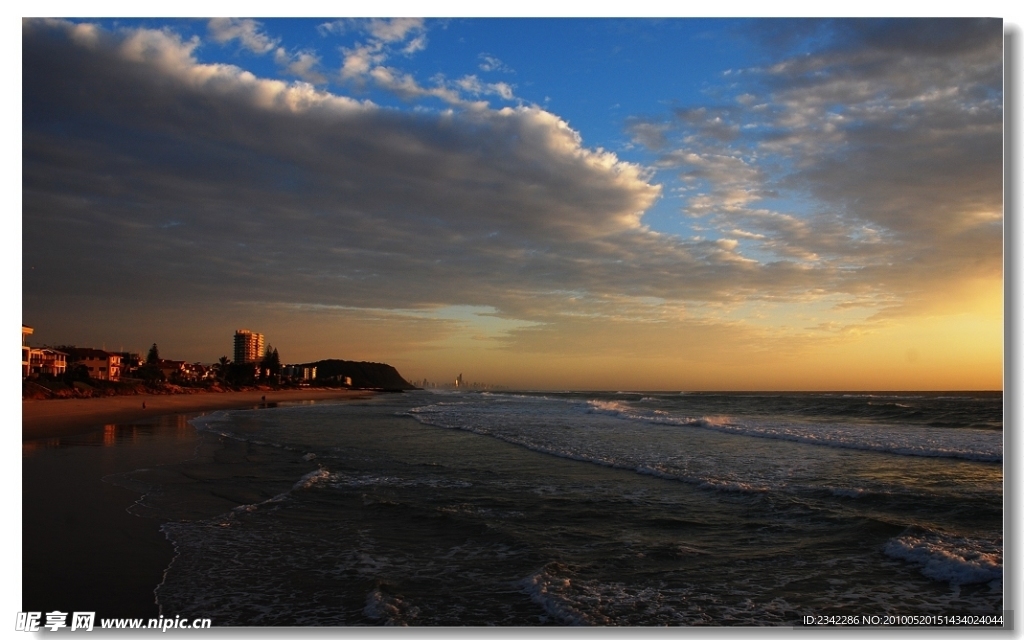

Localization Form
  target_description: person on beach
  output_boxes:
[142,401,146,409]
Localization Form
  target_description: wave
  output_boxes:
[406,406,781,497]
[884,528,1002,588]
[520,562,693,625]
[584,400,1001,462]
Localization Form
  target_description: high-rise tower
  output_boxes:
[234,329,265,364]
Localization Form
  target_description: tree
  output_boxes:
[260,346,281,380]
[215,356,231,380]
[146,343,160,365]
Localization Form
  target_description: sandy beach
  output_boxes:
[22,388,375,440]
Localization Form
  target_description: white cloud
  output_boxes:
[455,75,515,100]
[207,18,278,55]
[334,19,516,106]
[628,19,1002,319]
[275,48,327,84]
[478,53,513,73]
[365,18,425,43]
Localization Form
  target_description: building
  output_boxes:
[68,348,122,381]
[29,348,68,377]
[234,329,265,364]
[190,362,214,381]
[283,364,317,382]
[156,359,188,382]
[22,325,33,378]
[114,352,143,377]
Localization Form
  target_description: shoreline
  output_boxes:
[22,388,376,440]
[22,389,375,619]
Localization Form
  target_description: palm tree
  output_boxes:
[215,356,231,380]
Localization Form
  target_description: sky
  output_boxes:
[21,17,1005,391]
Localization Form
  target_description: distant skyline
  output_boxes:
[22,17,1004,390]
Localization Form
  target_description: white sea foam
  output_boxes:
[327,470,472,490]
[583,399,1001,462]
[408,403,784,498]
[520,568,597,625]
[405,392,1003,524]
[520,563,707,625]
[884,530,1002,587]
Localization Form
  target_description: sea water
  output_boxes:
[113,390,1003,626]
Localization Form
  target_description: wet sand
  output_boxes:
[23,388,374,440]
[22,390,376,620]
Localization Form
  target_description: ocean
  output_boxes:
[108,390,1003,626]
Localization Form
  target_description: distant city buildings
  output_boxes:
[234,329,264,364]
[282,364,317,382]
[418,374,503,390]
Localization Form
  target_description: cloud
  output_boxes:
[21,19,1001,372]
[332,19,514,107]
[26,19,866,336]
[23,20,685,328]
[274,48,327,84]
[629,18,1002,320]
[455,75,514,100]
[625,119,669,150]
[208,18,278,55]
[365,18,425,44]
[478,53,513,73]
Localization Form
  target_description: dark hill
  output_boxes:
[302,359,417,391]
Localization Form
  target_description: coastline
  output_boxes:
[22,388,376,440]
[22,389,375,619]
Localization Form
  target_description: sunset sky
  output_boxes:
[21,17,1004,390]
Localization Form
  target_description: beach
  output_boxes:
[22,389,375,620]
[22,388,374,440]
